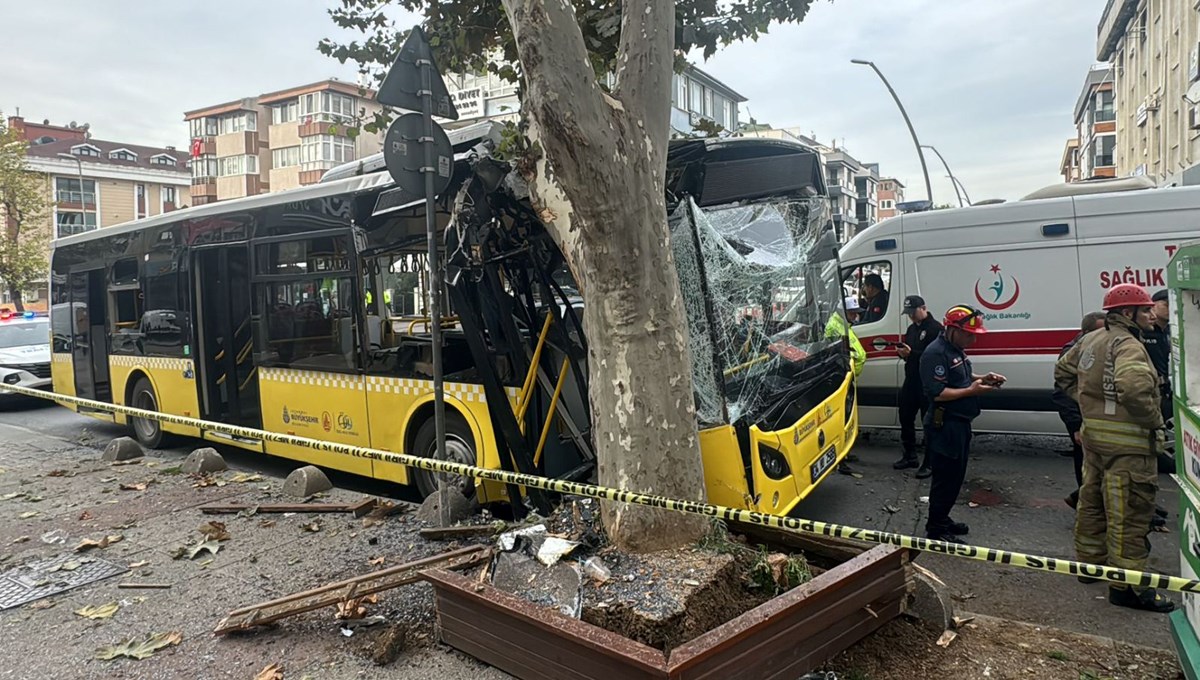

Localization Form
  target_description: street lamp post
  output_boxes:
[851,59,934,205]
[920,144,969,207]
[948,174,973,207]
[56,153,92,235]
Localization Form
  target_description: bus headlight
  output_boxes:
[845,381,856,423]
[759,445,791,480]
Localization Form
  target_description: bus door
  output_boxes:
[193,245,261,429]
[69,268,111,402]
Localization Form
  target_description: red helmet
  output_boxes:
[943,305,987,334]
[1102,283,1152,311]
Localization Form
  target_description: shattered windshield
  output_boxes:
[671,197,843,426]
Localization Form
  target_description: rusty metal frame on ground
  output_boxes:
[213,545,491,635]
[6,383,1198,595]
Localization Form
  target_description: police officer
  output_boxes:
[1142,290,1174,475]
[894,295,942,475]
[919,305,1005,543]
[1054,283,1174,613]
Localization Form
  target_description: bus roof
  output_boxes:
[52,171,395,250]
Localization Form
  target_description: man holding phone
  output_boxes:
[894,295,943,476]
[920,305,1006,544]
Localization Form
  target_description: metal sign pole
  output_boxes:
[418,57,448,522]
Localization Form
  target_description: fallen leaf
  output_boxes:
[255,663,284,680]
[12,535,30,544]
[29,600,56,610]
[188,539,221,560]
[75,535,123,552]
[335,594,378,620]
[119,482,148,492]
[99,477,117,483]
[849,472,864,479]
[968,501,980,508]
[0,491,26,500]
[952,615,976,629]
[259,519,276,528]
[228,472,263,483]
[936,630,958,648]
[47,469,74,478]
[953,592,977,602]
[368,556,386,566]
[1152,525,1171,533]
[301,521,322,533]
[78,510,94,521]
[129,561,150,569]
[19,511,38,519]
[883,505,900,514]
[75,602,120,620]
[25,495,44,502]
[95,631,182,661]
[236,506,259,518]
[198,521,230,542]
[50,560,82,572]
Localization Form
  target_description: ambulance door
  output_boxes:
[841,250,903,428]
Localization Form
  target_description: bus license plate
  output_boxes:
[810,446,837,483]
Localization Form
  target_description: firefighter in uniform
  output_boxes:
[1054,283,1175,613]
[919,305,1005,543]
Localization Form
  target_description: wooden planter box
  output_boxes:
[425,542,908,680]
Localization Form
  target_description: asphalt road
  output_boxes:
[0,397,1182,650]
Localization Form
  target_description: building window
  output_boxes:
[109,149,138,162]
[191,158,217,180]
[272,146,301,169]
[71,144,100,157]
[1095,135,1116,168]
[218,154,260,177]
[151,154,177,167]
[690,82,704,114]
[272,101,299,125]
[55,177,96,206]
[162,186,178,212]
[135,184,148,219]
[189,118,219,138]
[704,89,714,117]
[1095,90,1115,123]
[56,211,97,238]
[722,99,733,130]
[217,112,257,135]
[674,74,686,109]
[299,91,356,124]
[300,135,355,171]
[880,199,894,210]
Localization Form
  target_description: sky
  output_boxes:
[1,0,1101,203]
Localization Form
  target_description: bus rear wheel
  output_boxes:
[128,377,173,449]
[411,413,477,500]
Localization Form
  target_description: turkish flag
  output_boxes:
[190,138,202,158]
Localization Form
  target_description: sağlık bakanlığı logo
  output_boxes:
[974,264,1021,311]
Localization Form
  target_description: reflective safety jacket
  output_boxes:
[1054,313,1163,456]
[825,314,866,377]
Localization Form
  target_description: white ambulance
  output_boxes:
[840,177,1200,435]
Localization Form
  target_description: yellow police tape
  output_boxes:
[6,383,1198,595]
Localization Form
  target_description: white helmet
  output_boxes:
[844,297,864,313]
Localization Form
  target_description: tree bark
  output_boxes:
[8,287,23,313]
[502,0,709,551]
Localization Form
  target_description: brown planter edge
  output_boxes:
[425,542,908,680]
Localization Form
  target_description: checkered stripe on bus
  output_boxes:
[108,355,194,372]
[364,376,521,403]
[52,354,72,364]
[260,367,364,391]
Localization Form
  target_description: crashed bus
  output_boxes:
[48,123,856,516]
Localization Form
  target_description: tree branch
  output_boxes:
[613,0,674,159]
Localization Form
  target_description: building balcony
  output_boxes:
[828,184,859,199]
[191,180,217,198]
[298,169,326,185]
[55,191,96,210]
[193,138,216,156]
[1097,0,1138,60]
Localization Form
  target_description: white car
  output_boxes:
[0,315,51,398]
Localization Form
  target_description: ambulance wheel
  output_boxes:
[411,413,477,499]
[128,377,174,449]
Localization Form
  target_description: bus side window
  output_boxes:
[109,258,144,351]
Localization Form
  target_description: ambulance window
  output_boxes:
[841,262,892,325]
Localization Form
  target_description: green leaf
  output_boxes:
[75,602,120,620]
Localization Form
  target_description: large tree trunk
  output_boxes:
[502,0,709,551]
[8,286,22,313]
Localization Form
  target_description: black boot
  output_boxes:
[926,530,966,545]
[946,519,969,536]
[893,452,919,470]
[1155,505,1168,519]
[915,463,932,479]
[1108,587,1176,613]
[1064,490,1079,510]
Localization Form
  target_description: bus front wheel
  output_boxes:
[128,377,173,449]
[411,413,477,500]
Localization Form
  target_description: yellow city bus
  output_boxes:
[48,126,856,516]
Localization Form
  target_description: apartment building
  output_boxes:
[184,80,383,204]
[12,116,190,239]
[1097,0,1200,181]
[877,178,905,220]
[1062,65,1116,181]
[856,163,880,228]
[442,64,746,137]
